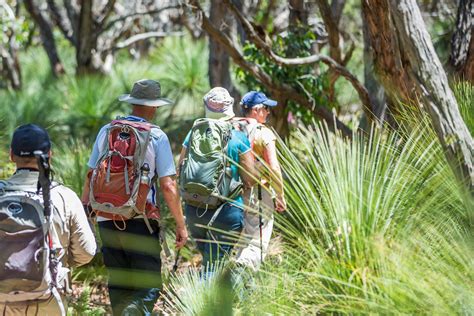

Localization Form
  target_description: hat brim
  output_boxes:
[262,99,278,107]
[118,94,173,107]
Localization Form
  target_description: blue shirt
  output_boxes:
[183,128,251,207]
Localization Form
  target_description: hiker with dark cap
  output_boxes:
[234,91,286,271]
[0,124,96,315]
[178,87,256,277]
[82,79,188,315]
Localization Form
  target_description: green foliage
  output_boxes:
[164,93,473,313]
[162,263,234,315]
[236,30,330,123]
[453,81,474,135]
[68,285,106,316]
[0,2,31,46]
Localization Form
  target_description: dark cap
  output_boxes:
[11,124,51,157]
[240,91,277,108]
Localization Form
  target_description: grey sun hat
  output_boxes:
[118,79,173,107]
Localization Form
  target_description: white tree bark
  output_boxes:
[389,0,474,191]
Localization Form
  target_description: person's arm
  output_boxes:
[154,131,188,249]
[177,146,187,177]
[239,151,256,188]
[81,126,104,205]
[81,168,93,205]
[160,175,188,249]
[263,140,286,212]
[61,188,97,267]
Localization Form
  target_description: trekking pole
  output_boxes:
[172,249,181,274]
[34,150,51,218]
[258,183,263,265]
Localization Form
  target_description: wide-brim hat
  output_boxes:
[118,79,173,107]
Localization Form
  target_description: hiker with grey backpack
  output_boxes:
[81,79,187,316]
[178,87,256,278]
[0,124,96,315]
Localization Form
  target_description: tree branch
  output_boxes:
[188,0,353,137]
[112,31,184,52]
[46,0,76,45]
[222,0,374,121]
[316,0,342,63]
[96,0,116,25]
[100,5,182,34]
[63,0,79,40]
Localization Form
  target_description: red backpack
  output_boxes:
[88,120,159,226]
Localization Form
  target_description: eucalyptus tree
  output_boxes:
[24,0,184,75]
[449,0,473,83]
[362,0,474,192]
[187,0,367,137]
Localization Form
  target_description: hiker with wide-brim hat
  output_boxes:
[178,87,256,277]
[82,79,188,315]
[234,91,287,271]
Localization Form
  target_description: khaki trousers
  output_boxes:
[0,295,66,316]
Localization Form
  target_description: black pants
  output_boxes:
[98,219,161,316]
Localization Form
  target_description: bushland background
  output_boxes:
[1,0,473,314]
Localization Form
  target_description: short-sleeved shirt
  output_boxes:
[87,115,176,215]
[252,126,277,158]
[182,127,251,207]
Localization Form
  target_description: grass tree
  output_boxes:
[162,94,473,313]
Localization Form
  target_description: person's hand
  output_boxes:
[275,195,286,213]
[175,225,188,249]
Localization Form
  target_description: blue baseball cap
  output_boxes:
[11,124,51,157]
[240,91,277,108]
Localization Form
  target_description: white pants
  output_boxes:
[234,186,274,271]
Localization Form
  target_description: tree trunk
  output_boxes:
[76,0,99,75]
[362,0,416,117]
[0,45,22,90]
[361,9,387,128]
[389,0,474,191]
[289,0,308,34]
[208,0,241,114]
[24,0,64,77]
[449,0,473,83]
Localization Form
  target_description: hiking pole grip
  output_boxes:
[34,150,52,218]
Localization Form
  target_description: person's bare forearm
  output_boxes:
[81,168,93,203]
[160,177,185,228]
[265,141,284,197]
[269,162,284,197]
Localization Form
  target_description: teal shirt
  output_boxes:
[183,129,251,207]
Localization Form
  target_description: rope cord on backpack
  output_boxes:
[113,216,127,231]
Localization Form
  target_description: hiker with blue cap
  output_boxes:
[81,79,188,315]
[0,124,96,315]
[234,91,287,271]
[178,87,256,277]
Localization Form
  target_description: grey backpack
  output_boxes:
[0,183,59,305]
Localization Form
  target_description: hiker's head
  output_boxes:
[118,79,173,120]
[10,124,51,168]
[240,91,277,123]
[203,87,235,120]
